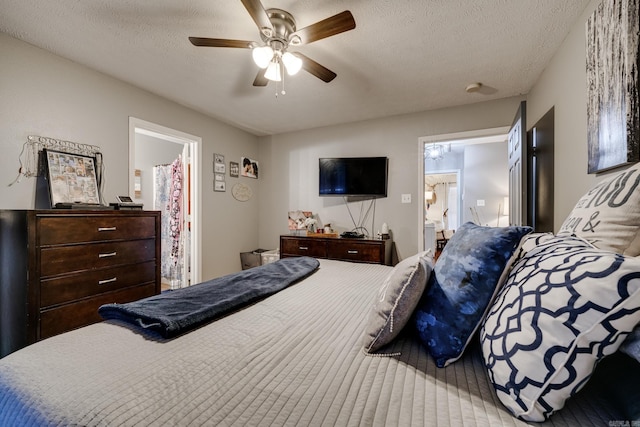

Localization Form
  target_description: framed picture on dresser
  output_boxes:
[44,149,100,207]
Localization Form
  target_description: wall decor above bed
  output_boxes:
[585,0,640,173]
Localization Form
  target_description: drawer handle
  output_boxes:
[347,250,359,254]
[98,277,117,285]
[298,246,309,250]
[99,252,117,258]
[98,227,117,232]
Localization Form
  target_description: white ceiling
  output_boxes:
[0,0,590,136]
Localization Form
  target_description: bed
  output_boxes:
[0,255,630,426]
[2,163,640,426]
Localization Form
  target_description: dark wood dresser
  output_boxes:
[0,210,161,357]
[280,235,391,265]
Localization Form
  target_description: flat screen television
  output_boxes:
[319,157,388,197]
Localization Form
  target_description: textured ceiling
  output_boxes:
[0,0,590,136]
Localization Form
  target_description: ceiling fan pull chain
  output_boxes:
[281,63,286,95]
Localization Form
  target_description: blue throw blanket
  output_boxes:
[99,256,320,338]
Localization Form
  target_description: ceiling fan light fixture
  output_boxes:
[282,52,302,75]
[252,45,274,69]
[264,61,282,81]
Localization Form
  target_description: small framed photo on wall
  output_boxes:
[229,161,239,178]
[241,157,258,179]
[214,181,226,192]
[214,153,226,173]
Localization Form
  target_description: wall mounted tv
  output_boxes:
[319,157,388,197]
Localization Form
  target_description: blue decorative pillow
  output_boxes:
[481,236,640,422]
[413,222,532,367]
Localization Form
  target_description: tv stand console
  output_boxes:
[280,235,391,265]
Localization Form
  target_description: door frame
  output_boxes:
[418,127,509,251]
[128,117,202,285]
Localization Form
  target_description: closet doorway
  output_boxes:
[129,117,202,290]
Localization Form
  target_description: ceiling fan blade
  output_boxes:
[290,11,355,45]
[189,37,254,49]
[253,69,269,87]
[240,0,273,34]
[295,53,337,83]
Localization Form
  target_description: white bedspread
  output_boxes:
[0,259,620,426]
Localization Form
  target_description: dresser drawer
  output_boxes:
[327,240,384,263]
[40,239,156,277]
[40,260,157,308]
[38,216,156,245]
[280,237,327,258]
[39,283,156,340]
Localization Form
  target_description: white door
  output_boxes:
[508,102,527,226]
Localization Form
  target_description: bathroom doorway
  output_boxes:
[129,117,202,289]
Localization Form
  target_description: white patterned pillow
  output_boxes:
[557,162,640,255]
[481,236,640,422]
[511,232,554,262]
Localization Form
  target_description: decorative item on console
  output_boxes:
[380,222,390,239]
[288,210,313,232]
[304,216,318,233]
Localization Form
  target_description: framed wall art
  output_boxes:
[241,157,258,179]
[214,153,226,174]
[44,149,100,206]
[585,0,640,173]
[229,161,239,178]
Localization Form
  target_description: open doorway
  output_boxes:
[424,172,460,256]
[129,117,202,289]
[418,127,510,253]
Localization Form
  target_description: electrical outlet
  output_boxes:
[401,194,412,203]
[477,199,485,206]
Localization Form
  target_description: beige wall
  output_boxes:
[257,98,524,261]
[1,0,614,270]
[0,33,259,280]
[258,0,612,261]
[526,0,602,228]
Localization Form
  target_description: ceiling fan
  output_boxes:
[189,0,356,89]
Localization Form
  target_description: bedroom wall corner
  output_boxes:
[525,0,600,230]
[257,98,524,260]
[0,32,260,280]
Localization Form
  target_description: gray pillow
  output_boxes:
[362,251,432,354]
